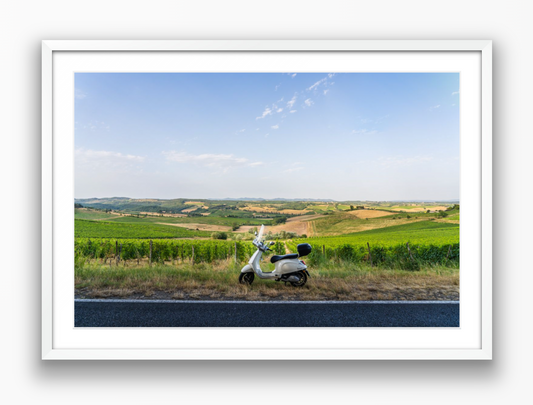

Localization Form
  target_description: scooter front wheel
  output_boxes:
[239,272,255,285]
[290,271,308,287]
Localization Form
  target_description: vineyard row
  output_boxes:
[75,238,459,268]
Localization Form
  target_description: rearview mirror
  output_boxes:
[269,241,275,245]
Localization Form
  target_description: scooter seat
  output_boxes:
[270,253,298,264]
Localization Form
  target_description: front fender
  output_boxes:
[241,264,254,273]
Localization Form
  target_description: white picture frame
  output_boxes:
[42,40,492,360]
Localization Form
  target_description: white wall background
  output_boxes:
[1,0,530,403]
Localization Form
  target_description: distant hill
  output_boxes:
[74,197,458,219]
[215,197,337,202]
[75,197,458,204]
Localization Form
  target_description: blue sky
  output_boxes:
[75,72,460,201]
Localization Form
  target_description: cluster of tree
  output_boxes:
[272,217,288,225]
[276,202,309,210]
[74,203,84,208]
[265,230,299,240]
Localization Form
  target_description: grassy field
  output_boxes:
[307,207,459,237]
[299,220,459,246]
[74,209,120,221]
[76,208,270,227]
[75,219,211,239]
[75,259,459,301]
[74,199,460,300]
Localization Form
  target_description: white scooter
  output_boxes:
[239,225,312,287]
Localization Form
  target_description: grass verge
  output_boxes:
[75,257,459,301]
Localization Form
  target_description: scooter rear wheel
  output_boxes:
[290,271,307,287]
[239,272,255,285]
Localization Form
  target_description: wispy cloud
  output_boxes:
[163,151,263,172]
[282,162,304,173]
[287,95,297,109]
[256,107,273,120]
[257,97,288,120]
[75,148,145,171]
[283,167,304,173]
[271,124,279,130]
[308,77,327,91]
[452,90,460,96]
[254,73,333,123]
[77,148,145,162]
[307,73,335,93]
[429,105,440,111]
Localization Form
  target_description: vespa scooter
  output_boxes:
[239,225,312,287]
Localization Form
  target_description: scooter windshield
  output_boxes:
[257,224,265,242]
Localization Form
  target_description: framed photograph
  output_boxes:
[42,40,492,360]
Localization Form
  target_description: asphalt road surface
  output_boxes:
[75,300,459,327]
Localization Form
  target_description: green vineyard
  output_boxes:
[291,221,459,247]
[75,219,210,239]
[75,238,286,264]
[287,221,460,270]
[74,216,459,271]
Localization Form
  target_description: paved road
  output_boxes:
[75,300,459,327]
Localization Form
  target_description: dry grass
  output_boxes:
[346,210,392,219]
[266,222,308,235]
[239,206,311,215]
[234,214,325,235]
[156,222,231,232]
[139,211,187,217]
[286,214,327,222]
[312,213,428,236]
[239,206,279,213]
[233,225,256,233]
[278,209,312,215]
[434,218,460,224]
[75,258,459,301]
[389,205,449,212]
